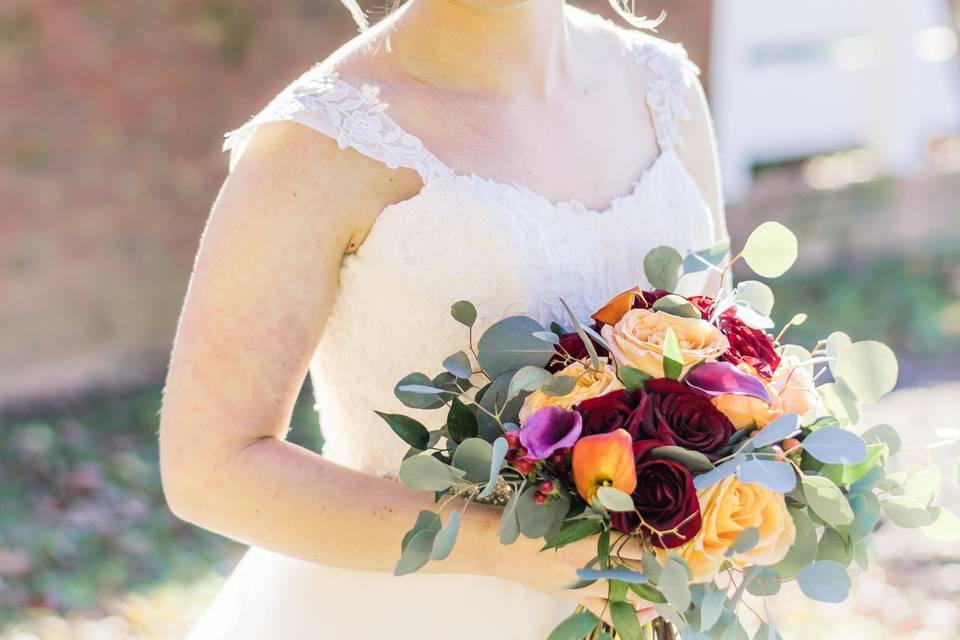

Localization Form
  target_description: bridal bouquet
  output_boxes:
[377,222,957,640]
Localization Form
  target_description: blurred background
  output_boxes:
[1,0,958,638]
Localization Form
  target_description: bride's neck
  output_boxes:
[387,0,572,97]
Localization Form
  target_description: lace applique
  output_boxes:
[223,69,452,181]
[630,38,701,151]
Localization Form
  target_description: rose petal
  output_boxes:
[685,362,772,403]
[519,406,583,460]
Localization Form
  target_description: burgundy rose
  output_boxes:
[575,390,637,436]
[611,440,702,548]
[547,330,609,372]
[627,379,734,460]
[717,309,781,379]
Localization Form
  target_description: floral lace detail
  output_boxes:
[222,68,452,181]
[630,38,701,151]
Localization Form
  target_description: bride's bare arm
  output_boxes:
[158,121,606,600]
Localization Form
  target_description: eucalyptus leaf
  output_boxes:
[533,331,561,345]
[795,561,851,603]
[394,529,436,576]
[394,372,445,410]
[818,381,860,427]
[543,375,578,397]
[834,340,898,403]
[720,619,749,640]
[920,506,960,541]
[401,510,442,552]
[447,397,479,444]
[451,300,477,327]
[815,527,853,567]
[477,316,554,379]
[881,495,935,528]
[451,438,493,482]
[801,426,868,465]
[652,446,715,473]
[376,411,430,450]
[653,294,702,319]
[769,507,817,578]
[726,526,760,556]
[821,443,888,487]
[596,486,636,512]
[560,298,600,371]
[644,245,684,291]
[736,280,775,316]
[546,611,601,640]
[508,366,554,400]
[658,556,692,612]
[610,601,645,640]
[848,490,882,541]
[740,221,798,278]
[699,588,726,632]
[749,413,801,450]
[745,568,782,596]
[575,568,649,584]
[861,423,901,456]
[399,455,467,492]
[662,326,684,380]
[478,437,508,499]
[903,468,940,506]
[618,365,653,392]
[802,475,854,526]
[498,484,524,544]
[694,457,744,491]
[430,511,461,561]
[517,490,570,539]
[683,239,730,274]
[736,458,797,493]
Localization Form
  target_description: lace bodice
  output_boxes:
[222,29,722,475]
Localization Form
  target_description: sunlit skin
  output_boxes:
[158,0,727,624]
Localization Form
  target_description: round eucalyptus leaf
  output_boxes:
[644,245,683,291]
[745,568,782,597]
[399,455,466,492]
[734,302,775,330]
[818,381,860,427]
[543,375,578,397]
[736,458,797,493]
[881,495,935,528]
[736,280,775,316]
[835,340,898,403]
[779,344,813,376]
[815,527,853,567]
[921,506,960,541]
[596,486,635,512]
[442,351,473,379]
[721,619,750,640]
[861,423,901,456]
[847,490,882,541]
[498,486,523,544]
[750,413,801,449]
[658,557,692,613]
[726,526,760,557]
[575,568,649,585]
[795,561,850,603]
[394,372,445,410]
[533,331,561,345]
[699,588,727,632]
[741,221,798,278]
[517,489,570,539]
[477,316,553,379]
[802,475,854,526]
[450,300,477,327]
[801,426,868,464]
[652,294,702,319]
[825,331,852,375]
[451,437,493,482]
[903,468,940,506]
[683,239,730,275]
[769,507,817,578]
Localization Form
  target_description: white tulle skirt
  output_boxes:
[186,546,575,639]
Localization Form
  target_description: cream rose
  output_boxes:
[600,309,728,379]
[772,355,822,418]
[678,475,796,582]
[519,359,624,423]
[712,363,784,430]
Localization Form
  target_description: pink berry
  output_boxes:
[514,458,535,475]
[533,492,549,506]
[539,480,555,495]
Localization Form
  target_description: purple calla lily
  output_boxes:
[685,361,772,403]
[519,406,583,460]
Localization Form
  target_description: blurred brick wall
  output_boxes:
[0,0,711,408]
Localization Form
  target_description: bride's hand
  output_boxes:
[488,530,656,622]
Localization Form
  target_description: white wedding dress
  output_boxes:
[187,17,724,640]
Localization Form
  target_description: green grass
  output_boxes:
[0,382,320,622]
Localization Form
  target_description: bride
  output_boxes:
[159,0,728,637]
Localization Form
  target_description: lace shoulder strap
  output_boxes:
[628,35,701,152]
[222,66,452,181]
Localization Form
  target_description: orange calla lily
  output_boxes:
[591,287,639,326]
[572,429,638,503]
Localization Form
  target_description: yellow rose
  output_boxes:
[600,309,728,379]
[772,355,822,418]
[679,476,796,582]
[712,363,783,430]
[519,359,624,422]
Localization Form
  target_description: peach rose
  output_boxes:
[600,309,728,379]
[712,363,784,430]
[772,355,822,418]
[679,475,796,582]
[519,359,624,423]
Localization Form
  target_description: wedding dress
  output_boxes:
[187,16,724,640]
